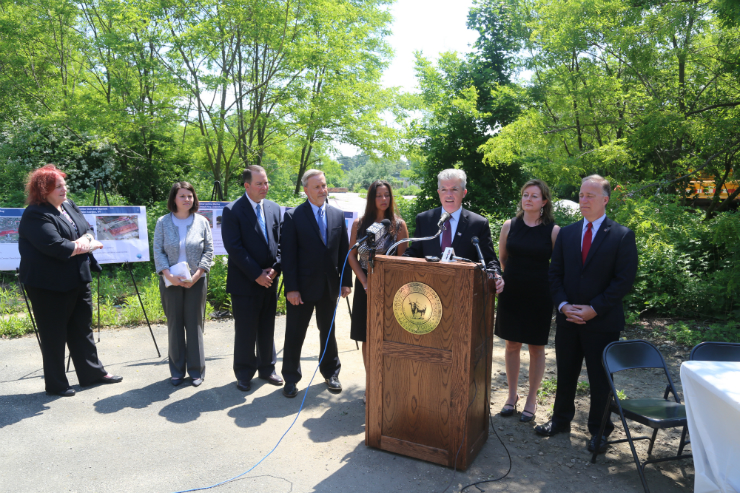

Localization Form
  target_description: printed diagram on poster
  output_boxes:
[0,206,149,271]
[197,202,229,255]
[81,206,149,264]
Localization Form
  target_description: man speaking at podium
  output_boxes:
[404,169,504,294]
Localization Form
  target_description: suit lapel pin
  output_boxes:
[457,232,462,236]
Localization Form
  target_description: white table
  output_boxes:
[681,360,740,493]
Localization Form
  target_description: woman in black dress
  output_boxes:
[348,180,409,402]
[495,179,560,422]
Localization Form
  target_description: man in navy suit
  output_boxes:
[222,165,284,392]
[280,169,352,398]
[404,168,504,290]
[535,175,638,454]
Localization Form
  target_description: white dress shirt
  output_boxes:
[309,200,328,232]
[559,213,607,314]
[245,192,266,224]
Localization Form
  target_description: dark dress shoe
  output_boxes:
[325,376,342,393]
[98,374,123,384]
[46,388,75,397]
[192,378,203,387]
[588,435,609,453]
[534,420,571,437]
[258,372,284,386]
[283,383,298,398]
[236,380,251,392]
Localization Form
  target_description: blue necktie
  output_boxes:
[256,204,268,243]
[318,207,327,244]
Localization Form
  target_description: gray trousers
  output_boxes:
[159,276,207,379]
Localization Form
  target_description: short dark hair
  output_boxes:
[166,181,199,213]
[242,165,267,184]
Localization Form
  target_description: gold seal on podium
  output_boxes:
[392,281,443,335]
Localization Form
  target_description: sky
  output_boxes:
[381,0,479,93]
[335,0,479,156]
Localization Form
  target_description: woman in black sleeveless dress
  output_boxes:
[495,179,560,422]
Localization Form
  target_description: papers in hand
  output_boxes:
[164,261,192,287]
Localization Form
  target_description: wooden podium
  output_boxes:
[365,255,495,470]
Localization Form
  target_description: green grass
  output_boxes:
[537,377,626,404]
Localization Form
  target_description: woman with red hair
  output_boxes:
[18,164,122,397]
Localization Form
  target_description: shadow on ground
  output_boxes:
[0,392,58,428]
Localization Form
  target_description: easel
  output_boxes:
[210,180,224,201]
[64,180,160,372]
[15,268,41,351]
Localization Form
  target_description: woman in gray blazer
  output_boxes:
[153,182,214,386]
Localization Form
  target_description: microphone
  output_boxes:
[471,236,486,269]
[437,211,451,229]
[352,218,391,249]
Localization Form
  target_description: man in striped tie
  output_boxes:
[535,175,638,456]
[280,169,352,397]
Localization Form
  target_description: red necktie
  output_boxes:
[441,219,452,249]
[582,222,592,264]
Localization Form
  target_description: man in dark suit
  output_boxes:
[222,165,284,392]
[535,175,638,454]
[280,169,352,398]
[404,169,504,292]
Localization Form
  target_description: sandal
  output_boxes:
[500,394,520,417]
[520,403,537,422]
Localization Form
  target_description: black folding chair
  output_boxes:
[689,341,740,362]
[592,339,692,493]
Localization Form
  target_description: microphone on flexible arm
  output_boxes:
[351,218,391,250]
[437,211,452,230]
[471,236,487,271]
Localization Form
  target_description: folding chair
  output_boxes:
[689,341,740,362]
[591,339,692,493]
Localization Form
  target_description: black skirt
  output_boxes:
[350,270,368,342]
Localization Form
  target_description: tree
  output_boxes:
[479,0,740,218]
[406,0,527,217]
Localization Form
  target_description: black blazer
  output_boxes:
[221,196,282,296]
[281,200,351,302]
[404,207,502,274]
[18,199,101,292]
[549,217,638,332]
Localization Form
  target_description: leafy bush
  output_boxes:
[395,185,422,196]
[0,314,33,338]
[395,196,417,236]
[0,286,24,315]
[665,321,740,346]
[610,192,740,319]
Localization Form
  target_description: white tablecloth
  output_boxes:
[681,361,740,493]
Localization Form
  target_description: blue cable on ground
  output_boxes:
[172,251,353,493]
